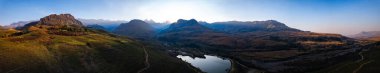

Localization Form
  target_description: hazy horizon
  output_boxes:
[0,0,379,35]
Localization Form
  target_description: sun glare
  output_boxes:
[138,2,200,22]
[136,1,227,23]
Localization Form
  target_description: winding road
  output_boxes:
[137,47,150,73]
[356,51,364,62]
[234,60,264,73]
[353,60,374,73]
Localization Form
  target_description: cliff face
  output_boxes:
[39,14,84,27]
[23,14,84,29]
[21,14,86,36]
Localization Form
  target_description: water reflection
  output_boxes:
[177,55,231,73]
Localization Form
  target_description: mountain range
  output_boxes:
[349,31,380,41]
[1,14,379,73]
[154,19,358,72]
[108,18,362,72]
[77,19,127,32]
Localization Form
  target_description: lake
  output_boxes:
[177,55,231,73]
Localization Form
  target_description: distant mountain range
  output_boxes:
[350,31,380,38]
[77,19,127,25]
[4,20,37,29]
[158,19,241,49]
[349,31,380,41]
[86,24,107,31]
[205,20,300,33]
[143,19,171,31]
[113,19,156,39]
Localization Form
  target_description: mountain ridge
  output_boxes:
[155,19,357,73]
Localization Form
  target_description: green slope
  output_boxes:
[0,25,199,73]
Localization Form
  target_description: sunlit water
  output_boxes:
[177,55,231,73]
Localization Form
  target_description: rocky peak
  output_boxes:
[251,20,289,28]
[160,19,214,34]
[39,14,83,27]
[171,19,201,28]
[19,14,87,36]
[176,19,197,24]
[129,19,148,25]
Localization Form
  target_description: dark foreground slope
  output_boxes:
[0,14,199,73]
[313,41,380,73]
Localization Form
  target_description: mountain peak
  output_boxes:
[188,19,197,23]
[160,19,213,34]
[252,20,289,29]
[20,14,87,36]
[176,19,187,23]
[176,19,196,24]
[172,19,200,27]
[129,19,146,24]
[113,19,155,39]
[39,14,83,27]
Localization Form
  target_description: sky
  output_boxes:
[0,0,379,35]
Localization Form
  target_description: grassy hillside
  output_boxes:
[0,28,198,73]
[0,14,200,73]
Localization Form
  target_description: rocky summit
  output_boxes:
[23,14,83,29]
[39,14,83,27]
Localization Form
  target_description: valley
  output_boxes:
[110,18,372,73]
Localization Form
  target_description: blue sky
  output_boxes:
[0,0,379,35]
